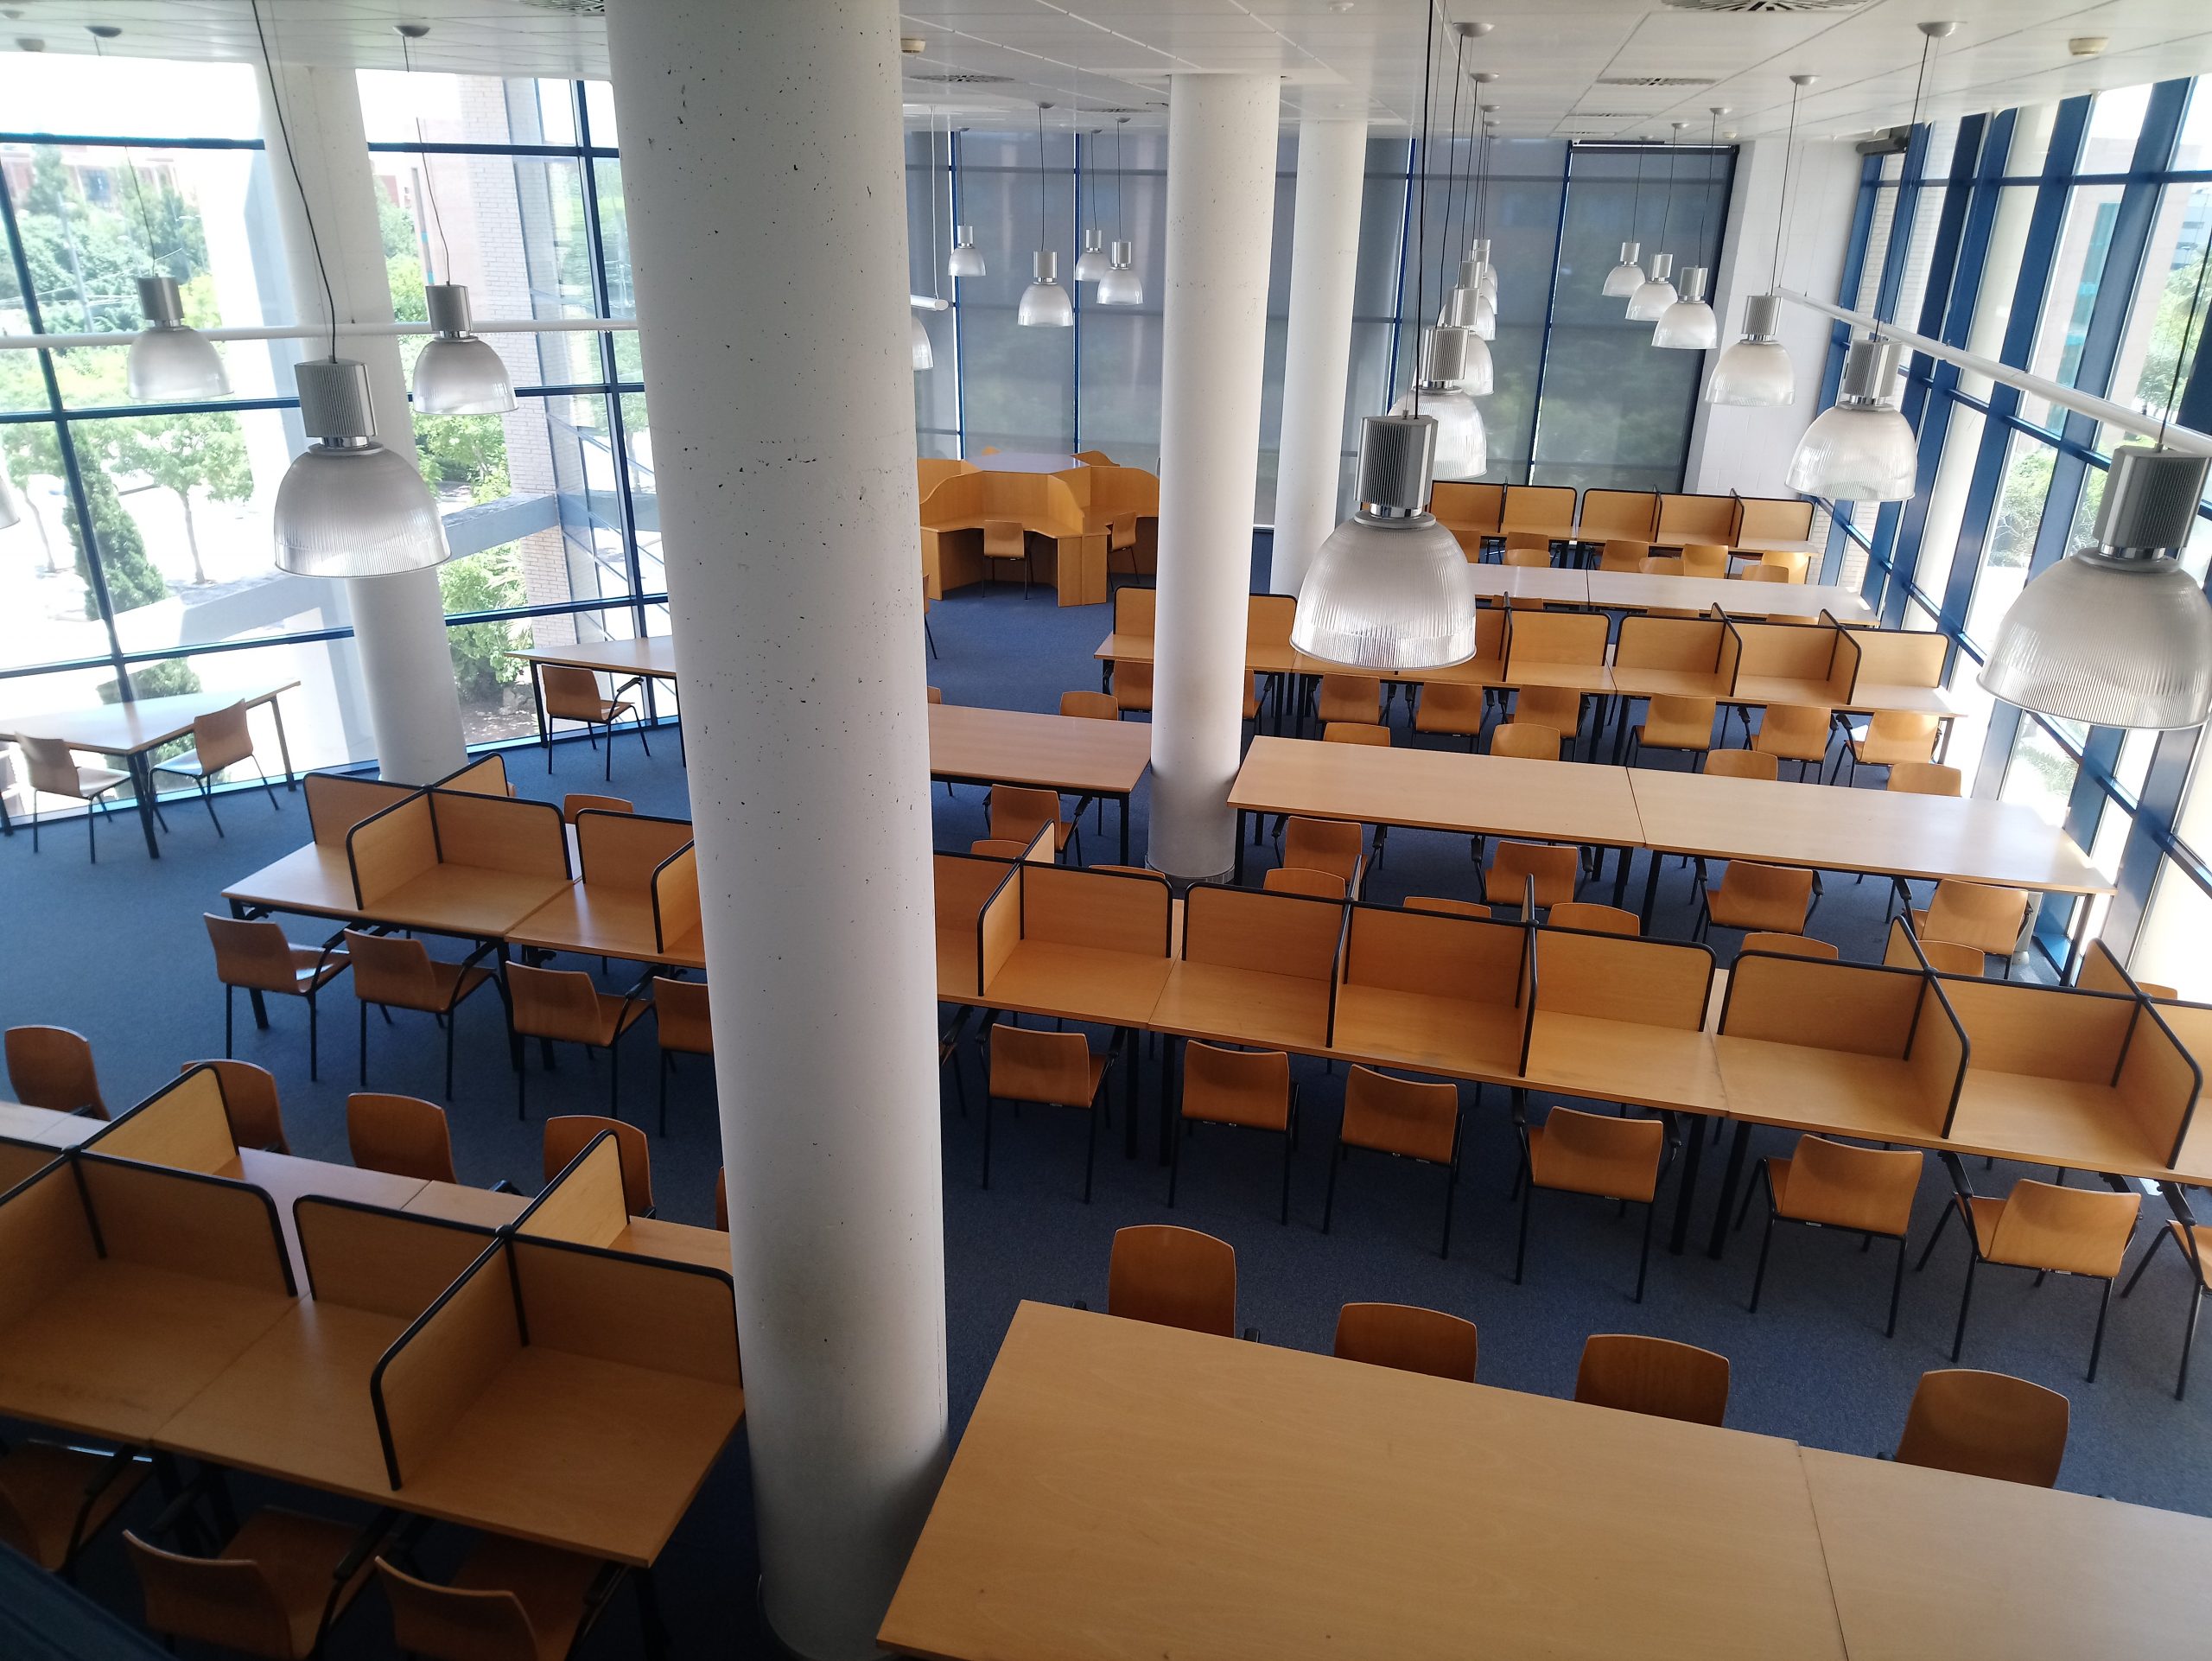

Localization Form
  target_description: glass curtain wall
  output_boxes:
[1808,75,2212,990]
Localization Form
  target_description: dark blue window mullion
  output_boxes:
[949,130,969,459]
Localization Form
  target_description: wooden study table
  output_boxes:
[1587,570,1873,623]
[1465,564,1591,607]
[880,1302,1847,1661]
[509,635,678,762]
[929,703,1153,864]
[0,682,300,858]
[0,1101,104,1150]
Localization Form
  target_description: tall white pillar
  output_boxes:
[603,5,947,1658]
[1271,117,1369,597]
[1149,73,1283,880]
[257,61,465,784]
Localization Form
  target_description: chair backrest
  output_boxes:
[982,518,1026,557]
[1534,1105,1665,1200]
[1264,866,1349,900]
[926,686,944,705]
[1642,555,1685,577]
[1403,895,1488,919]
[348,1091,458,1186]
[1894,1368,2069,1486]
[1502,544,1553,568]
[1781,1135,1922,1225]
[1108,511,1139,550]
[562,792,634,823]
[1643,695,1718,748]
[653,976,713,1055]
[1549,901,1639,936]
[1515,685,1582,732]
[16,735,93,799]
[715,1167,728,1231]
[343,929,440,1010]
[503,961,608,1043]
[1919,938,1985,975]
[124,1531,294,1658]
[1490,722,1563,761]
[1181,1041,1291,1124]
[1985,1179,2139,1278]
[1599,539,1649,573]
[540,664,607,720]
[1887,760,1962,797]
[1703,749,1779,781]
[375,1557,540,1661]
[5,1024,104,1117]
[1487,841,1580,910]
[1107,1224,1236,1337]
[988,1022,1098,1107]
[1921,881,2031,955]
[1740,931,1837,959]
[1281,818,1363,887]
[1058,690,1120,721]
[1717,860,1815,925]
[969,838,1036,858]
[1862,709,1942,760]
[988,785,1064,843]
[1332,1301,1478,1383]
[1738,563,1791,584]
[1113,660,1154,706]
[204,913,308,996]
[1339,1066,1459,1162]
[1574,1333,1730,1426]
[1317,674,1382,725]
[1322,722,1391,748]
[1680,543,1730,579]
[190,703,255,773]
[1758,550,1811,582]
[543,1115,655,1214]
[184,1060,285,1154]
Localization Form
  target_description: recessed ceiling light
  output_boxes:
[1329,2,1355,11]
[1663,0,1867,10]
[2069,35,2107,56]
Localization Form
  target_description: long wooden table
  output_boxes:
[1,682,300,858]
[929,703,1152,864]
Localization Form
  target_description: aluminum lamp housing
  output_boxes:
[1653,265,1718,350]
[1706,294,1795,405]
[126,275,229,401]
[410,283,516,415]
[1290,413,1479,671]
[1097,240,1142,305]
[274,358,449,579]
[1389,336,1487,480]
[948,226,985,278]
[1980,445,2212,729]
[1625,252,1676,322]
[1603,242,1645,298]
[1785,337,1916,501]
[1018,250,1073,328]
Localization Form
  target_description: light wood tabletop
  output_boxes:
[221,843,362,922]
[1,682,301,756]
[508,636,680,680]
[363,864,577,939]
[403,1182,531,1228]
[1465,565,1592,606]
[880,1301,1847,1661]
[235,1149,428,1284]
[928,702,1153,796]
[0,1102,105,1149]
[1588,571,1872,622]
[508,883,666,964]
[1800,1446,2212,1661]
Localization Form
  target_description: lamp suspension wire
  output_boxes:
[1116,118,1127,244]
[1880,28,1941,341]
[1628,139,1644,249]
[929,112,942,300]
[1441,25,1467,282]
[1695,107,1717,262]
[1770,75,1803,292]
[399,29,452,284]
[251,0,339,361]
[90,30,162,277]
[1657,123,1677,264]
[1037,103,1050,250]
[2158,237,2212,449]
[1410,0,1440,417]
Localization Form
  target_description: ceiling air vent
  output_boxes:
[1663,0,1866,10]
[912,72,1015,85]
[1599,76,1716,87]
[513,0,606,11]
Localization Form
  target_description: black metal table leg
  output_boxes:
[1707,1118,1753,1259]
[1669,1112,1707,1255]
[1157,1033,1177,1166]
[269,695,297,790]
[1639,844,1663,929]
[1233,811,1248,883]
[1120,794,1130,866]
[127,750,162,858]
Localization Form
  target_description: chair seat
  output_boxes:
[1527,1119,1661,1203]
[0,1443,146,1570]
[1766,1155,1916,1237]
[158,748,218,780]
[289,947,351,994]
[229,1507,378,1658]
[451,1535,606,1661]
[2169,1221,2212,1289]
[68,764,130,798]
[552,697,634,724]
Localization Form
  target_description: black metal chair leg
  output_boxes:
[1887,1235,1908,1337]
[1634,1200,1655,1303]
[659,1050,671,1137]
[359,1001,369,1087]
[1321,1138,1341,1233]
[1748,1211,1777,1312]
[200,781,224,837]
[1083,1099,1100,1203]
[223,984,233,1058]
[1951,1252,1978,1361]
[1280,1125,1294,1227]
[308,991,319,1082]
[1915,1197,1959,1270]
[444,1005,458,1100]
[2122,1225,2174,1295]
[2179,1286,2203,1401]
[1514,1177,1532,1284]
[1438,1159,1457,1260]
[1166,1107,1184,1207]
[2088,1276,2113,1382]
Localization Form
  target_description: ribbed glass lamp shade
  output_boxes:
[1705,297,1794,405]
[0,455,19,531]
[1073,232,1111,283]
[411,284,516,415]
[1652,268,1716,350]
[1096,241,1141,305]
[1389,385,1485,480]
[1626,251,1678,323]
[1469,294,1497,341]
[274,359,448,578]
[1018,251,1073,328]
[127,278,227,400]
[1786,338,1916,501]
[1477,272,1499,304]
[1453,331,1494,397]
[1980,446,2212,729]
[1603,242,1645,298]
[911,312,934,371]
[1291,414,1479,671]
[948,226,985,278]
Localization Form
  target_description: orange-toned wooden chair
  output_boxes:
[1750,703,1833,781]
[152,702,279,837]
[1516,1104,1671,1301]
[346,1091,458,1185]
[652,976,713,1136]
[501,961,650,1122]
[1694,860,1815,943]
[1835,709,1941,785]
[540,664,646,782]
[1490,722,1565,761]
[2120,1196,2212,1398]
[1502,542,1554,568]
[1887,760,1962,797]
[926,685,944,705]
[1170,1043,1298,1224]
[1893,1368,2069,1486]
[1510,685,1582,750]
[983,1022,1114,1201]
[543,1115,655,1216]
[1704,748,1778,782]
[1909,880,2031,976]
[1262,866,1348,900]
[1739,931,1837,960]
[1323,720,1391,748]
[1332,1301,1478,1382]
[1059,690,1120,721]
[1758,550,1811,582]
[1403,895,1487,919]
[1107,1223,1239,1337]
[1324,1066,1463,1258]
[1737,562,1791,584]
[1738,1135,1923,1335]
[203,914,349,1082]
[375,1539,625,1661]
[1110,659,1153,712]
[1281,816,1365,899]
[968,837,1035,858]
[125,1509,387,1659]
[0,1440,149,1574]
[988,784,1077,862]
[1680,543,1730,579]
[714,1167,728,1231]
[1598,538,1649,573]
[981,517,1032,595]
[5,1024,106,1119]
[1317,673,1382,727]
[1412,680,1490,749]
[1918,938,1986,975]
[1574,1333,1729,1425]
[560,792,632,822]
[182,1059,288,1154]
[1627,694,1718,769]
[342,929,499,1099]
[1549,901,1639,936]
[1484,841,1580,914]
[14,733,141,861]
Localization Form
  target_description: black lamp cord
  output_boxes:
[250,0,339,362]
[399,32,453,288]
[1770,77,1802,295]
[1410,0,1439,417]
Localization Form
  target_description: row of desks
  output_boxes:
[880,1301,2209,1661]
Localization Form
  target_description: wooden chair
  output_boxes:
[1170,1043,1298,1224]
[1323,1066,1462,1258]
[0,1440,148,1574]
[346,1092,458,1185]
[652,975,713,1136]
[540,664,645,782]
[15,733,142,862]
[1887,760,1962,797]
[1490,722,1564,762]
[715,1167,728,1231]
[1738,1135,1923,1335]
[969,837,1038,858]
[1510,685,1581,750]
[1737,562,1791,583]
[1758,550,1810,582]
[1412,681,1489,749]
[1910,880,2031,974]
[1403,895,1487,919]
[1704,748,1778,782]
[1835,709,1941,784]
[375,1540,623,1661]
[1110,659,1152,713]
[2120,1202,2212,1398]
[149,702,279,837]
[1627,694,1717,769]
[1598,539,1649,573]
[1484,841,1580,914]
[1740,931,1837,960]
[203,914,349,1082]
[1573,1333,1729,1426]
[1262,867,1347,900]
[1323,720,1391,748]
[501,961,650,1122]
[1751,703,1833,780]
[925,685,943,705]
[1074,449,1115,466]
[1058,690,1120,722]
[125,1508,385,1659]
[981,518,1033,595]
[1694,861,1814,943]
[1332,1302,1478,1382]
[1516,1104,1671,1301]
[1894,1369,2069,1486]
[1680,543,1730,579]
[983,1021,1113,1202]
[1107,511,1141,571]
[544,1115,655,1215]
[1107,1224,1237,1338]
[561,792,632,822]
[1549,901,1639,936]
[1919,938,1986,975]
[183,1059,288,1153]
[1281,817,1365,899]
[1917,1174,2139,1380]
[1502,543,1554,568]
[5,1024,105,1119]
[989,784,1077,862]
[342,930,498,1099]
[1317,673,1382,727]
[1642,555,1685,577]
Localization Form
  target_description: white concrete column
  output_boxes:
[603,5,947,1659]
[1149,73,1283,880]
[1271,117,1370,596]
[257,60,465,785]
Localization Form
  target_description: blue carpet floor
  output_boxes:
[6,553,2211,1657]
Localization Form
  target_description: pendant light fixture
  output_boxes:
[1654,107,1725,350]
[1786,23,1953,502]
[1418,22,1488,393]
[1626,123,1684,322]
[1707,73,1815,406]
[947,126,985,280]
[396,24,515,415]
[1434,26,1478,329]
[1389,328,1487,478]
[1294,0,1478,671]
[97,27,231,401]
[1097,118,1143,305]
[251,0,447,578]
[1075,138,1111,281]
[0,442,19,531]
[1018,104,1073,328]
[1465,112,1499,339]
[1603,143,1648,298]
[912,113,939,372]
